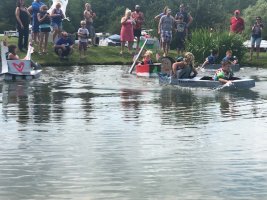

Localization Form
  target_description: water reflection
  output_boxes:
[120,89,142,121]
[0,65,267,200]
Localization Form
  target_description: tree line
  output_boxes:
[0,0,266,39]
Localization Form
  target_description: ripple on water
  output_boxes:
[0,65,267,199]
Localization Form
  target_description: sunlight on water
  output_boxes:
[0,65,267,200]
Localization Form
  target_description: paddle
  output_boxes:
[128,39,148,74]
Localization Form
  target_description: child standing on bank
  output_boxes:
[78,20,89,59]
[175,15,187,56]
[37,5,51,55]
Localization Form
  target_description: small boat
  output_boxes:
[202,63,240,71]
[0,42,42,81]
[158,73,255,89]
[135,63,161,77]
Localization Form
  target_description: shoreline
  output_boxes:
[1,36,267,68]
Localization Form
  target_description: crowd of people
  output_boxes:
[13,0,97,60]
[7,1,265,83]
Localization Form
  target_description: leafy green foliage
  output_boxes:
[186,29,246,64]
[0,0,262,34]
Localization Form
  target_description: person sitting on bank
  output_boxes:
[214,60,234,84]
[172,52,198,78]
[222,50,238,65]
[201,49,219,68]
[141,50,153,65]
[54,32,74,60]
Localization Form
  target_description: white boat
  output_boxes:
[0,42,42,81]
[158,73,255,89]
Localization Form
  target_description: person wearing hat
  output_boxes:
[131,5,144,50]
[230,10,244,34]
[250,16,264,60]
[54,32,74,60]
[158,8,175,57]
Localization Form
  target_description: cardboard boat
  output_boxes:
[158,73,255,89]
[0,42,42,81]
[135,63,161,77]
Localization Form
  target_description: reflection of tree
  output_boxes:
[120,89,142,121]
[17,96,29,124]
[1,82,30,124]
[52,91,71,122]
[32,83,52,123]
[79,92,94,123]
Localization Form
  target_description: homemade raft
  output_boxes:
[0,42,42,81]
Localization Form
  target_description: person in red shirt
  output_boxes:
[230,10,244,34]
[131,5,144,50]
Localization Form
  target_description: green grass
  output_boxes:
[2,36,267,68]
[243,51,267,68]
[1,36,177,66]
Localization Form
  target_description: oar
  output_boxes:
[128,39,148,74]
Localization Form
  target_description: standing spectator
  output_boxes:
[37,5,51,55]
[250,16,264,60]
[15,0,31,52]
[155,6,169,50]
[131,5,144,50]
[84,3,96,46]
[175,4,193,39]
[158,9,175,57]
[50,2,65,43]
[120,8,135,55]
[28,0,45,44]
[78,20,89,59]
[175,15,187,56]
[154,6,168,21]
[54,32,74,60]
[230,10,245,34]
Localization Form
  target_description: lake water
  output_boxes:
[0,65,267,200]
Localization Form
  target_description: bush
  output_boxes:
[185,29,247,64]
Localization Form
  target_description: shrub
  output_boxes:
[185,29,246,65]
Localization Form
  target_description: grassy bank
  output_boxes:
[242,51,267,68]
[1,36,267,68]
[0,36,177,66]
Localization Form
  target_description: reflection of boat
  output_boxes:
[202,64,240,71]
[135,63,161,77]
[159,74,255,89]
[0,42,42,81]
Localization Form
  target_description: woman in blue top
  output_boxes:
[28,0,45,44]
[250,16,264,60]
[50,2,65,43]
